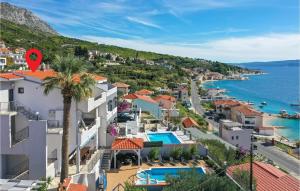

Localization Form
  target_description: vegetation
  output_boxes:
[124,182,146,191]
[148,148,160,161]
[201,101,215,110]
[37,177,52,191]
[163,170,239,191]
[42,55,96,183]
[170,147,183,160]
[1,19,249,91]
[232,169,256,191]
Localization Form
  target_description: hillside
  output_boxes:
[0,2,57,35]
[0,17,248,90]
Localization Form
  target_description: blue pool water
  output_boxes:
[137,167,205,184]
[203,60,300,140]
[147,133,181,144]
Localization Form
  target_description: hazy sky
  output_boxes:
[3,0,300,63]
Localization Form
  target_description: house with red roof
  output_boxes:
[182,117,199,128]
[231,104,263,129]
[0,70,117,184]
[135,89,154,96]
[113,82,130,96]
[154,95,179,118]
[227,161,300,191]
[213,99,241,119]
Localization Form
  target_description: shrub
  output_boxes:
[182,149,191,160]
[189,145,197,156]
[148,148,160,161]
[170,147,183,160]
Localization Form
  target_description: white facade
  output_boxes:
[219,120,252,151]
[0,71,117,182]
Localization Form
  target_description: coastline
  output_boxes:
[200,79,298,142]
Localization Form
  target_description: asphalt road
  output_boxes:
[255,141,300,178]
[190,80,219,131]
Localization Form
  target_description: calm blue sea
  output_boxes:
[203,60,300,140]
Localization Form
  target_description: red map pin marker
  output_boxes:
[25,48,43,72]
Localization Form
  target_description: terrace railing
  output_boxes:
[112,183,125,191]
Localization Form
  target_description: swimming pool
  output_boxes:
[147,133,181,144]
[136,167,206,185]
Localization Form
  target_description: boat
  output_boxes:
[290,103,300,107]
[261,101,267,105]
[247,102,254,106]
[259,105,264,108]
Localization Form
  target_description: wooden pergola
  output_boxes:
[111,138,144,169]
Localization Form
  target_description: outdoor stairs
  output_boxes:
[16,105,37,120]
[100,150,112,171]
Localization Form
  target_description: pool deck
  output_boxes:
[106,160,207,190]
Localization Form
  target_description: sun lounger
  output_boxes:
[146,156,154,166]
[169,157,176,166]
[181,157,188,165]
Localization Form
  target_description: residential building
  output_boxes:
[182,117,199,128]
[205,72,224,80]
[0,70,117,184]
[0,57,6,70]
[258,126,276,136]
[219,119,252,150]
[213,99,241,119]
[231,105,263,129]
[172,85,189,103]
[227,161,300,191]
[153,95,179,118]
[113,82,130,96]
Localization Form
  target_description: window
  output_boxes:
[231,136,234,140]
[236,136,239,140]
[108,100,113,111]
[18,87,24,94]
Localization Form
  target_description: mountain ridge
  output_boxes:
[0,2,58,35]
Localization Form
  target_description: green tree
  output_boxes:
[42,55,96,183]
[232,169,257,191]
[163,170,238,191]
[148,148,160,161]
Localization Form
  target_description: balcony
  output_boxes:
[78,92,106,112]
[79,118,99,147]
[0,102,17,115]
[11,127,29,146]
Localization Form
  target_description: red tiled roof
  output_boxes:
[154,95,176,102]
[123,93,157,104]
[14,70,107,82]
[154,98,173,109]
[112,138,144,150]
[213,99,240,107]
[0,73,23,80]
[232,105,262,116]
[182,117,199,128]
[113,82,130,88]
[227,162,300,191]
[135,89,153,95]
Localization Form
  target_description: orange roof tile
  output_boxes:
[154,95,176,102]
[67,184,88,191]
[14,70,106,82]
[154,98,173,109]
[123,93,157,104]
[182,117,199,128]
[113,82,130,88]
[232,105,262,116]
[0,73,23,80]
[213,99,241,107]
[112,138,144,150]
[227,162,300,191]
[135,89,154,95]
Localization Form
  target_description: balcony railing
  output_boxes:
[0,102,16,112]
[79,118,96,131]
[47,120,60,128]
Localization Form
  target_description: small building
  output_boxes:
[258,126,276,136]
[173,85,189,103]
[182,117,199,128]
[205,72,224,80]
[231,105,263,129]
[113,82,130,96]
[227,161,300,191]
[0,57,6,70]
[154,96,179,118]
[219,119,252,150]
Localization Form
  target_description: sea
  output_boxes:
[203,60,300,140]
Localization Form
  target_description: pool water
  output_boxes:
[137,167,205,184]
[147,133,181,144]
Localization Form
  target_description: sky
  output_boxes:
[3,0,300,63]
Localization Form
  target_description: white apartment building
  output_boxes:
[219,119,252,151]
[0,70,117,184]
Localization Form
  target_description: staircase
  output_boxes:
[100,150,112,171]
[16,103,38,120]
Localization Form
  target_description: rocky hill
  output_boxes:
[0,2,58,35]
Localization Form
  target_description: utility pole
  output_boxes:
[250,135,253,191]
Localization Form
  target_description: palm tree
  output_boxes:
[43,55,96,183]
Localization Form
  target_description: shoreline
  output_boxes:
[200,79,298,143]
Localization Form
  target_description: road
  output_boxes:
[255,141,300,178]
[190,80,219,131]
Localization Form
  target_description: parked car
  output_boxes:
[117,112,134,122]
